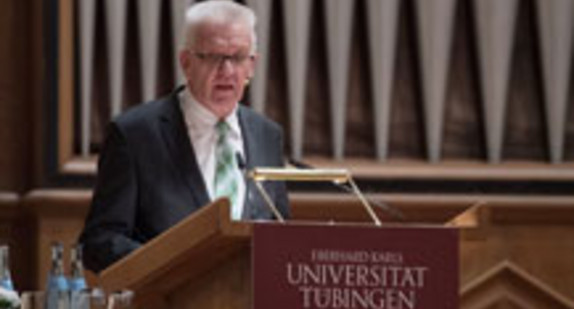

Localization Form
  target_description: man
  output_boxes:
[80,0,289,273]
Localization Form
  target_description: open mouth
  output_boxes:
[215,84,235,92]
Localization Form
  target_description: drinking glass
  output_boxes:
[106,290,134,309]
[71,288,107,309]
[20,289,134,309]
[20,291,45,309]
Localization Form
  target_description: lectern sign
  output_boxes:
[253,223,458,309]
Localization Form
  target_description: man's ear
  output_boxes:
[247,52,259,78]
[179,49,191,72]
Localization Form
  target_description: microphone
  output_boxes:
[287,157,406,222]
[236,152,246,171]
[235,152,251,220]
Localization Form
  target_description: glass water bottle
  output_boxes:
[0,245,14,291]
[45,242,69,309]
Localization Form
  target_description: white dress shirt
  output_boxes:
[179,89,246,219]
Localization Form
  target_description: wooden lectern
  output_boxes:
[98,199,253,308]
[99,198,471,309]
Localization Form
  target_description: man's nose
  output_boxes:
[218,58,235,75]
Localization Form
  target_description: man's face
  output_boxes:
[179,21,256,118]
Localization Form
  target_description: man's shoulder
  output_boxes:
[114,93,178,129]
[238,105,282,133]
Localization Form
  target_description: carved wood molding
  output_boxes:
[15,190,574,225]
[21,189,91,216]
[461,261,574,309]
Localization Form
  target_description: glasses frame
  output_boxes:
[192,51,255,68]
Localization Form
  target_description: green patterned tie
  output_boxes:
[213,121,240,219]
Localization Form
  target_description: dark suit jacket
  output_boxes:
[80,87,289,273]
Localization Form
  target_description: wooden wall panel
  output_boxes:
[21,190,94,290]
[0,0,33,192]
[0,193,32,291]
[442,0,483,160]
[13,189,574,308]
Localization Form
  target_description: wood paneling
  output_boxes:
[0,193,32,291]
[12,189,574,308]
[0,0,34,192]
[21,190,93,289]
[0,0,42,189]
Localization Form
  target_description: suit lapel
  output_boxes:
[238,106,260,170]
[238,106,268,219]
[158,90,210,209]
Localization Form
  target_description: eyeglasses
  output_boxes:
[193,51,254,67]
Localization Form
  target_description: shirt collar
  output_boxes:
[180,88,241,137]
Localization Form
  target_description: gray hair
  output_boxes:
[183,0,258,54]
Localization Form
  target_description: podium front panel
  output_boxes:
[253,223,458,309]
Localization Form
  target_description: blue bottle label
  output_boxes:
[0,278,13,291]
[68,278,87,291]
[46,275,69,291]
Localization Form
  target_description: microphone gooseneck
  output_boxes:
[287,158,312,169]
[287,157,406,222]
